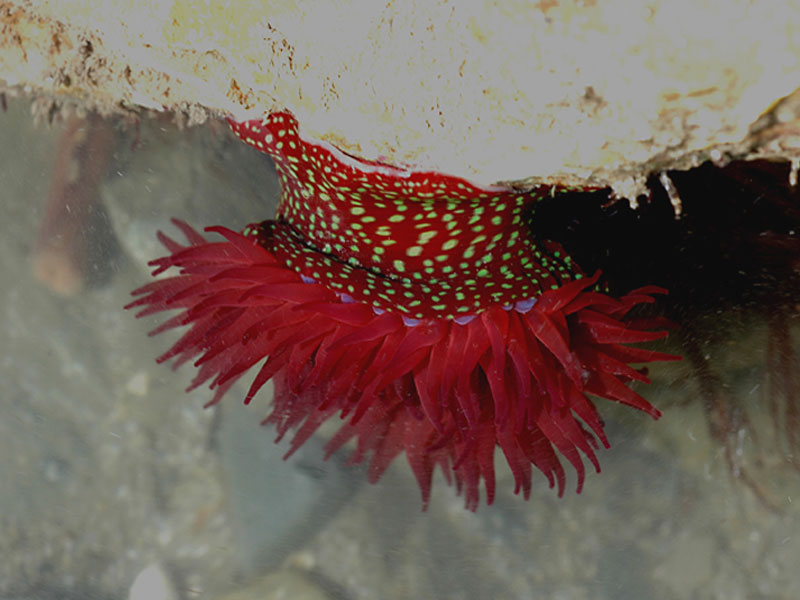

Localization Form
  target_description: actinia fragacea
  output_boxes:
[127,111,678,510]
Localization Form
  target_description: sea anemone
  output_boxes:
[128,111,677,509]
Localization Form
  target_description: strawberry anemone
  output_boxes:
[128,111,678,510]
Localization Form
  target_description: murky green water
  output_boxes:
[1,95,799,600]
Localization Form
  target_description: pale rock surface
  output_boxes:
[2,1,800,196]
